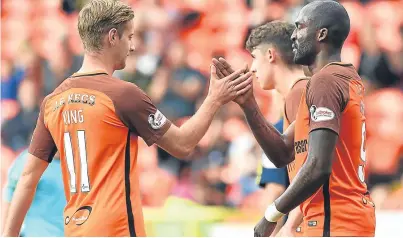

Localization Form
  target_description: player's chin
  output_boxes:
[261,80,274,90]
[293,53,310,66]
[116,61,127,70]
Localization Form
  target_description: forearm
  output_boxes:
[177,97,220,155]
[3,181,37,236]
[274,130,337,214]
[242,98,293,167]
[275,159,329,214]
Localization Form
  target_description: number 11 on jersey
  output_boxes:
[64,131,91,193]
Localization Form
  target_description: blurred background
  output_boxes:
[1,0,403,236]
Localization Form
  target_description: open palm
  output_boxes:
[212,57,254,106]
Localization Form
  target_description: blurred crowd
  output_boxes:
[1,0,403,215]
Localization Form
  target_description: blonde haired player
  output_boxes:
[2,0,253,236]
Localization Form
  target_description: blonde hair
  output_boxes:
[78,0,134,52]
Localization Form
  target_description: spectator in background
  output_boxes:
[191,116,231,206]
[1,80,39,151]
[114,28,161,92]
[150,41,206,120]
[1,60,25,101]
[40,38,82,96]
[2,150,65,236]
[1,60,26,123]
[146,41,207,204]
[0,0,402,226]
[358,8,403,90]
[365,89,403,209]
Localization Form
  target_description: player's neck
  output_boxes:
[79,53,115,76]
[275,68,305,98]
[309,48,341,74]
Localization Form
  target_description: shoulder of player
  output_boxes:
[41,77,76,105]
[289,78,309,95]
[113,78,148,98]
[108,79,152,111]
[286,78,308,101]
[308,67,350,90]
[315,63,356,80]
[284,79,308,123]
[73,73,148,103]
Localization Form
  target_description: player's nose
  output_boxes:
[291,29,297,42]
[130,44,135,52]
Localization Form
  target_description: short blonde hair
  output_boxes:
[78,0,134,52]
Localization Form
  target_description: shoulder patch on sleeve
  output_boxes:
[148,110,167,129]
[310,105,335,122]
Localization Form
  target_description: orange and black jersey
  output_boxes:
[29,71,172,236]
[293,63,375,237]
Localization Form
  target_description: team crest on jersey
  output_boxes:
[310,105,335,122]
[148,110,167,129]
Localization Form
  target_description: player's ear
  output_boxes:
[108,28,119,46]
[266,48,275,63]
[318,28,328,42]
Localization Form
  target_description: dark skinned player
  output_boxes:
[213,1,376,237]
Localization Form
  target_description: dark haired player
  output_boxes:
[215,1,376,237]
[214,20,308,236]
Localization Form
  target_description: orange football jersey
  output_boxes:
[284,78,309,183]
[29,71,172,236]
[283,77,309,236]
[293,63,375,237]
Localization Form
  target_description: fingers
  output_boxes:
[226,67,248,81]
[210,64,218,79]
[233,74,253,92]
[215,65,225,79]
[218,57,235,74]
[212,58,231,77]
[213,57,249,81]
[236,83,252,96]
[229,72,252,86]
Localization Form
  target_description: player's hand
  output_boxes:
[212,57,254,107]
[207,63,252,105]
[254,217,277,237]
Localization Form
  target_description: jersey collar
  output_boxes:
[71,70,108,78]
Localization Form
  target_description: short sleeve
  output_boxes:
[115,84,172,146]
[28,99,57,162]
[306,73,349,134]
